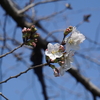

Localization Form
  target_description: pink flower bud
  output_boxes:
[53,68,59,77]
[31,25,35,29]
[35,39,37,42]
[64,26,73,36]
[59,45,65,52]
[50,59,55,63]
[22,27,27,33]
[32,42,36,47]
[36,33,40,37]
[27,28,31,32]
[61,61,65,64]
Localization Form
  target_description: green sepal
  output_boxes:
[31,27,37,32]
[34,34,39,38]
[49,64,56,69]
[23,33,28,38]
[53,59,58,63]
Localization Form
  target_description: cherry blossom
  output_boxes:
[65,27,85,52]
[45,43,63,60]
[45,26,85,77]
[59,51,74,76]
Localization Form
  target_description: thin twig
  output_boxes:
[44,29,64,40]
[0,43,24,58]
[0,63,48,84]
[76,52,100,66]
[0,14,8,100]
[37,8,67,21]
[18,0,63,14]
[0,92,9,100]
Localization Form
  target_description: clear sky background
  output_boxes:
[0,0,100,100]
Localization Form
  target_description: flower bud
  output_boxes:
[59,45,65,52]
[27,28,31,32]
[31,25,37,32]
[32,42,36,47]
[22,27,27,33]
[53,68,59,77]
[64,26,73,36]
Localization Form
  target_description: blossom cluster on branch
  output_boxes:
[45,26,85,76]
[22,25,39,47]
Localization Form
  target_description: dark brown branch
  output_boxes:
[0,63,48,84]
[37,8,67,21]
[92,94,96,100]
[0,92,9,100]
[18,0,63,14]
[0,0,59,43]
[0,43,24,58]
[0,0,32,28]
[68,67,100,96]
[31,46,48,100]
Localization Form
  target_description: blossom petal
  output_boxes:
[59,67,65,76]
[47,43,54,52]
[65,27,85,52]
[45,43,63,60]
[45,51,56,60]
[54,43,60,51]
[55,52,63,58]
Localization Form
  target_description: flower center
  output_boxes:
[68,38,74,44]
[51,50,58,54]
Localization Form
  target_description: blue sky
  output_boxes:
[0,0,100,100]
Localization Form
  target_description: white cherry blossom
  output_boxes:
[45,43,63,60]
[65,27,85,52]
[59,51,74,76]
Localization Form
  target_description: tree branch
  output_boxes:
[37,7,67,21]
[68,67,100,96]
[18,0,64,14]
[0,63,48,84]
[0,43,24,58]
[0,92,9,100]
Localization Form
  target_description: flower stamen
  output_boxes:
[51,50,58,55]
[68,38,74,44]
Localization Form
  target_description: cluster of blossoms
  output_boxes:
[45,26,85,77]
[22,25,39,47]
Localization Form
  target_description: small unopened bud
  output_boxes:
[59,60,65,66]
[22,27,27,33]
[64,26,73,36]
[69,26,73,30]
[59,45,65,52]
[32,42,36,47]
[50,59,55,63]
[35,39,37,42]
[61,61,65,64]
[36,33,39,36]
[34,33,39,38]
[31,25,35,28]
[53,68,59,77]
[36,33,40,37]
[31,25,37,32]
[27,28,31,31]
